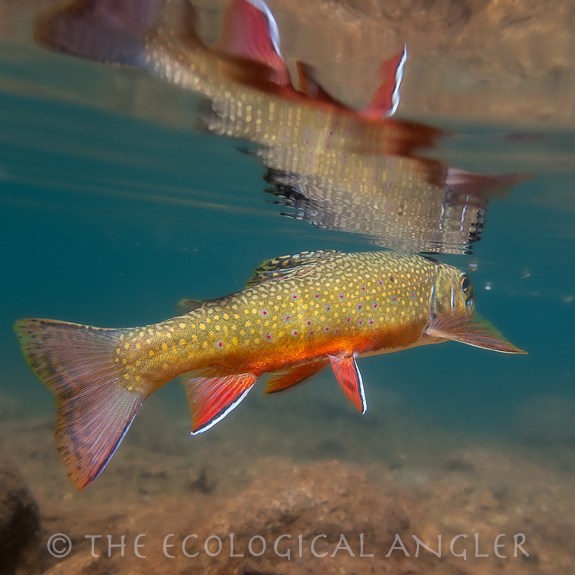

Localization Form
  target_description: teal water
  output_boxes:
[1,7,575,573]
[2,87,573,435]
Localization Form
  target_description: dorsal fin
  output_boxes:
[219,0,290,85]
[246,250,343,287]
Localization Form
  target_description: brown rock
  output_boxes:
[0,449,42,575]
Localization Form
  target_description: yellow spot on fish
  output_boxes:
[179,339,186,345]
[200,323,206,330]
[179,323,186,329]
[149,350,154,356]
[148,329,154,336]
[192,335,197,341]
[162,343,168,350]
[245,320,251,327]
[124,374,130,380]
[223,313,229,320]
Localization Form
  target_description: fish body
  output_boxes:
[15,250,524,490]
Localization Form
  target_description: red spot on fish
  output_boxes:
[310,330,314,335]
[339,294,344,299]
[346,317,351,322]
[411,292,415,298]
[373,303,378,308]
[358,320,363,325]
[217,341,223,348]
[292,330,298,336]
[306,320,311,325]
[262,310,268,316]
[315,293,320,299]
[361,286,366,291]
[378,280,383,285]
[392,296,397,302]
[284,315,291,321]
[357,304,362,310]
[369,319,374,324]
[325,305,331,311]
[324,326,329,331]
[335,328,339,333]
[266,334,271,340]
[292,294,298,299]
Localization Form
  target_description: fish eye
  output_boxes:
[460,274,471,294]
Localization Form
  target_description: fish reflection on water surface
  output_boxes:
[15,251,525,490]
[35,0,525,254]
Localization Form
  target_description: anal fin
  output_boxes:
[329,354,367,414]
[181,371,258,434]
[265,361,327,394]
[220,0,290,85]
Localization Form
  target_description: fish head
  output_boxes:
[431,263,475,317]
[427,262,526,354]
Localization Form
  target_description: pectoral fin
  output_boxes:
[265,361,328,394]
[328,355,367,414]
[426,312,526,354]
[181,371,258,434]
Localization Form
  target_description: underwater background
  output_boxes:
[1,0,574,573]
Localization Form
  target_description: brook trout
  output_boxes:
[15,250,524,490]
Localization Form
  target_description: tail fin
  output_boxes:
[33,0,164,67]
[14,319,149,490]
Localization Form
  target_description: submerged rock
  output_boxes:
[0,448,42,575]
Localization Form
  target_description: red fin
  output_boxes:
[361,46,407,119]
[426,312,526,354]
[296,62,341,104]
[182,372,258,434]
[14,319,148,490]
[446,168,530,198]
[265,361,327,394]
[328,355,367,414]
[220,0,290,85]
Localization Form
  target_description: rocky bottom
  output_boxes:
[1,384,574,575]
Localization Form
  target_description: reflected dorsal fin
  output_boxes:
[176,298,204,313]
[247,250,344,287]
